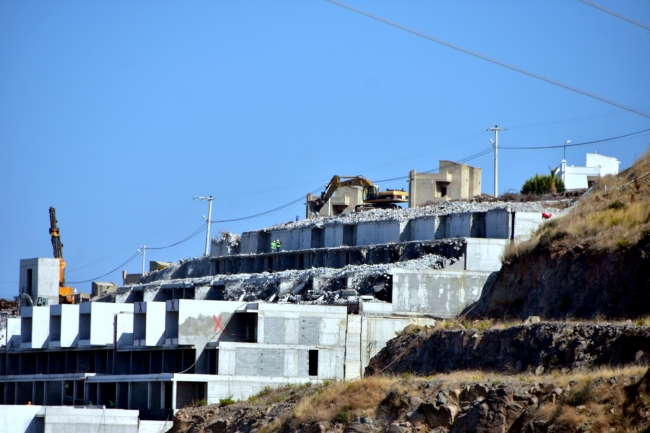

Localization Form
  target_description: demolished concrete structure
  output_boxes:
[408,161,482,206]
[1,200,567,420]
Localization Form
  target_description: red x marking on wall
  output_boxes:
[213,314,224,333]
[138,303,143,313]
[169,300,176,311]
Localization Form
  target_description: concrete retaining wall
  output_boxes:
[390,269,498,318]
[464,238,511,272]
[209,209,535,257]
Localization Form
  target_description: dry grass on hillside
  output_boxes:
[262,365,648,433]
[505,148,650,260]
[280,376,398,428]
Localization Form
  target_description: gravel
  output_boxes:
[119,254,452,305]
[259,199,570,232]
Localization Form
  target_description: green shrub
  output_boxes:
[608,200,626,210]
[616,238,630,249]
[570,390,587,406]
[219,396,236,406]
[195,399,208,406]
[521,168,565,195]
[334,410,349,423]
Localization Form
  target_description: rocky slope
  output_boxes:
[169,367,650,433]
[365,323,650,376]
[467,233,650,320]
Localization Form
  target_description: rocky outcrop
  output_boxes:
[170,371,650,433]
[469,233,650,320]
[365,323,650,376]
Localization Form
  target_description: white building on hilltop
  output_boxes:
[558,152,620,190]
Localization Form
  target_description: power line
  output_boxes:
[326,0,650,120]
[68,252,140,284]
[578,0,650,31]
[147,223,207,250]
[499,127,650,149]
[68,223,208,284]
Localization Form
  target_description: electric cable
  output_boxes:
[147,223,207,250]
[578,0,650,31]
[68,223,209,284]
[67,200,203,273]
[500,128,650,149]
[326,0,650,120]
[68,252,141,284]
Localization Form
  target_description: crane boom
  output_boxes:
[48,207,75,304]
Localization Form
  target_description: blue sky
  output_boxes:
[1,1,649,299]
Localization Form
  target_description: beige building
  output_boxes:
[408,160,481,207]
[306,186,364,217]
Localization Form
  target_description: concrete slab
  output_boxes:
[389,269,497,318]
[19,258,60,308]
[464,238,510,272]
[49,304,79,348]
[20,306,50,349]
[78,303,134,347]
[133,302,166,347]
[485,209,512,239]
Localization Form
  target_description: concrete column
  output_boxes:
[408,170,416,208]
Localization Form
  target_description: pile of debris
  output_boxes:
[115,254,453,305]
[263,199,570,231]
[0,298,17,318]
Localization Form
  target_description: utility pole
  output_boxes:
[137,245,146,274]
[562,140,571,184]
[194,196,214,256]
[487,125,506,198]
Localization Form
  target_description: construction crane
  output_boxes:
[309,175,408,215]
[49,207,75,304]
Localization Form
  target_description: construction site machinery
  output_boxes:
[309,175,408,215]
[49,207,75,304]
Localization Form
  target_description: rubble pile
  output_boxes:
[120,254,452,305]
[263,199,570,231]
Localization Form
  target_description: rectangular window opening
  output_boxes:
[308,350,318,376]
[26,269,33,296]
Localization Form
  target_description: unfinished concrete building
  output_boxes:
[408,161,482,206]
[1,202,562,422]
[306,186,364,217]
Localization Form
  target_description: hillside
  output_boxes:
[469,148,650,320]
[170,366,650,433]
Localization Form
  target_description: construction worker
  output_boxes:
[276,239,283,252]
[271,240,277,252]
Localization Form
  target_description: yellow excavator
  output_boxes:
[309,175,408,215]
[49,207,75,304]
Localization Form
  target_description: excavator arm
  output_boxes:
[311,176,376,214]
[49,207,75,304]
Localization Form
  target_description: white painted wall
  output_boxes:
[464,238,510,271]
[19,258,60,307]
[513,212,544,243]
[132,302,166,347]
[49,304,79,348]
[0,405,44,433]
[79,303,134,347]
[0,317,21,348]
[21,306,50,349]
